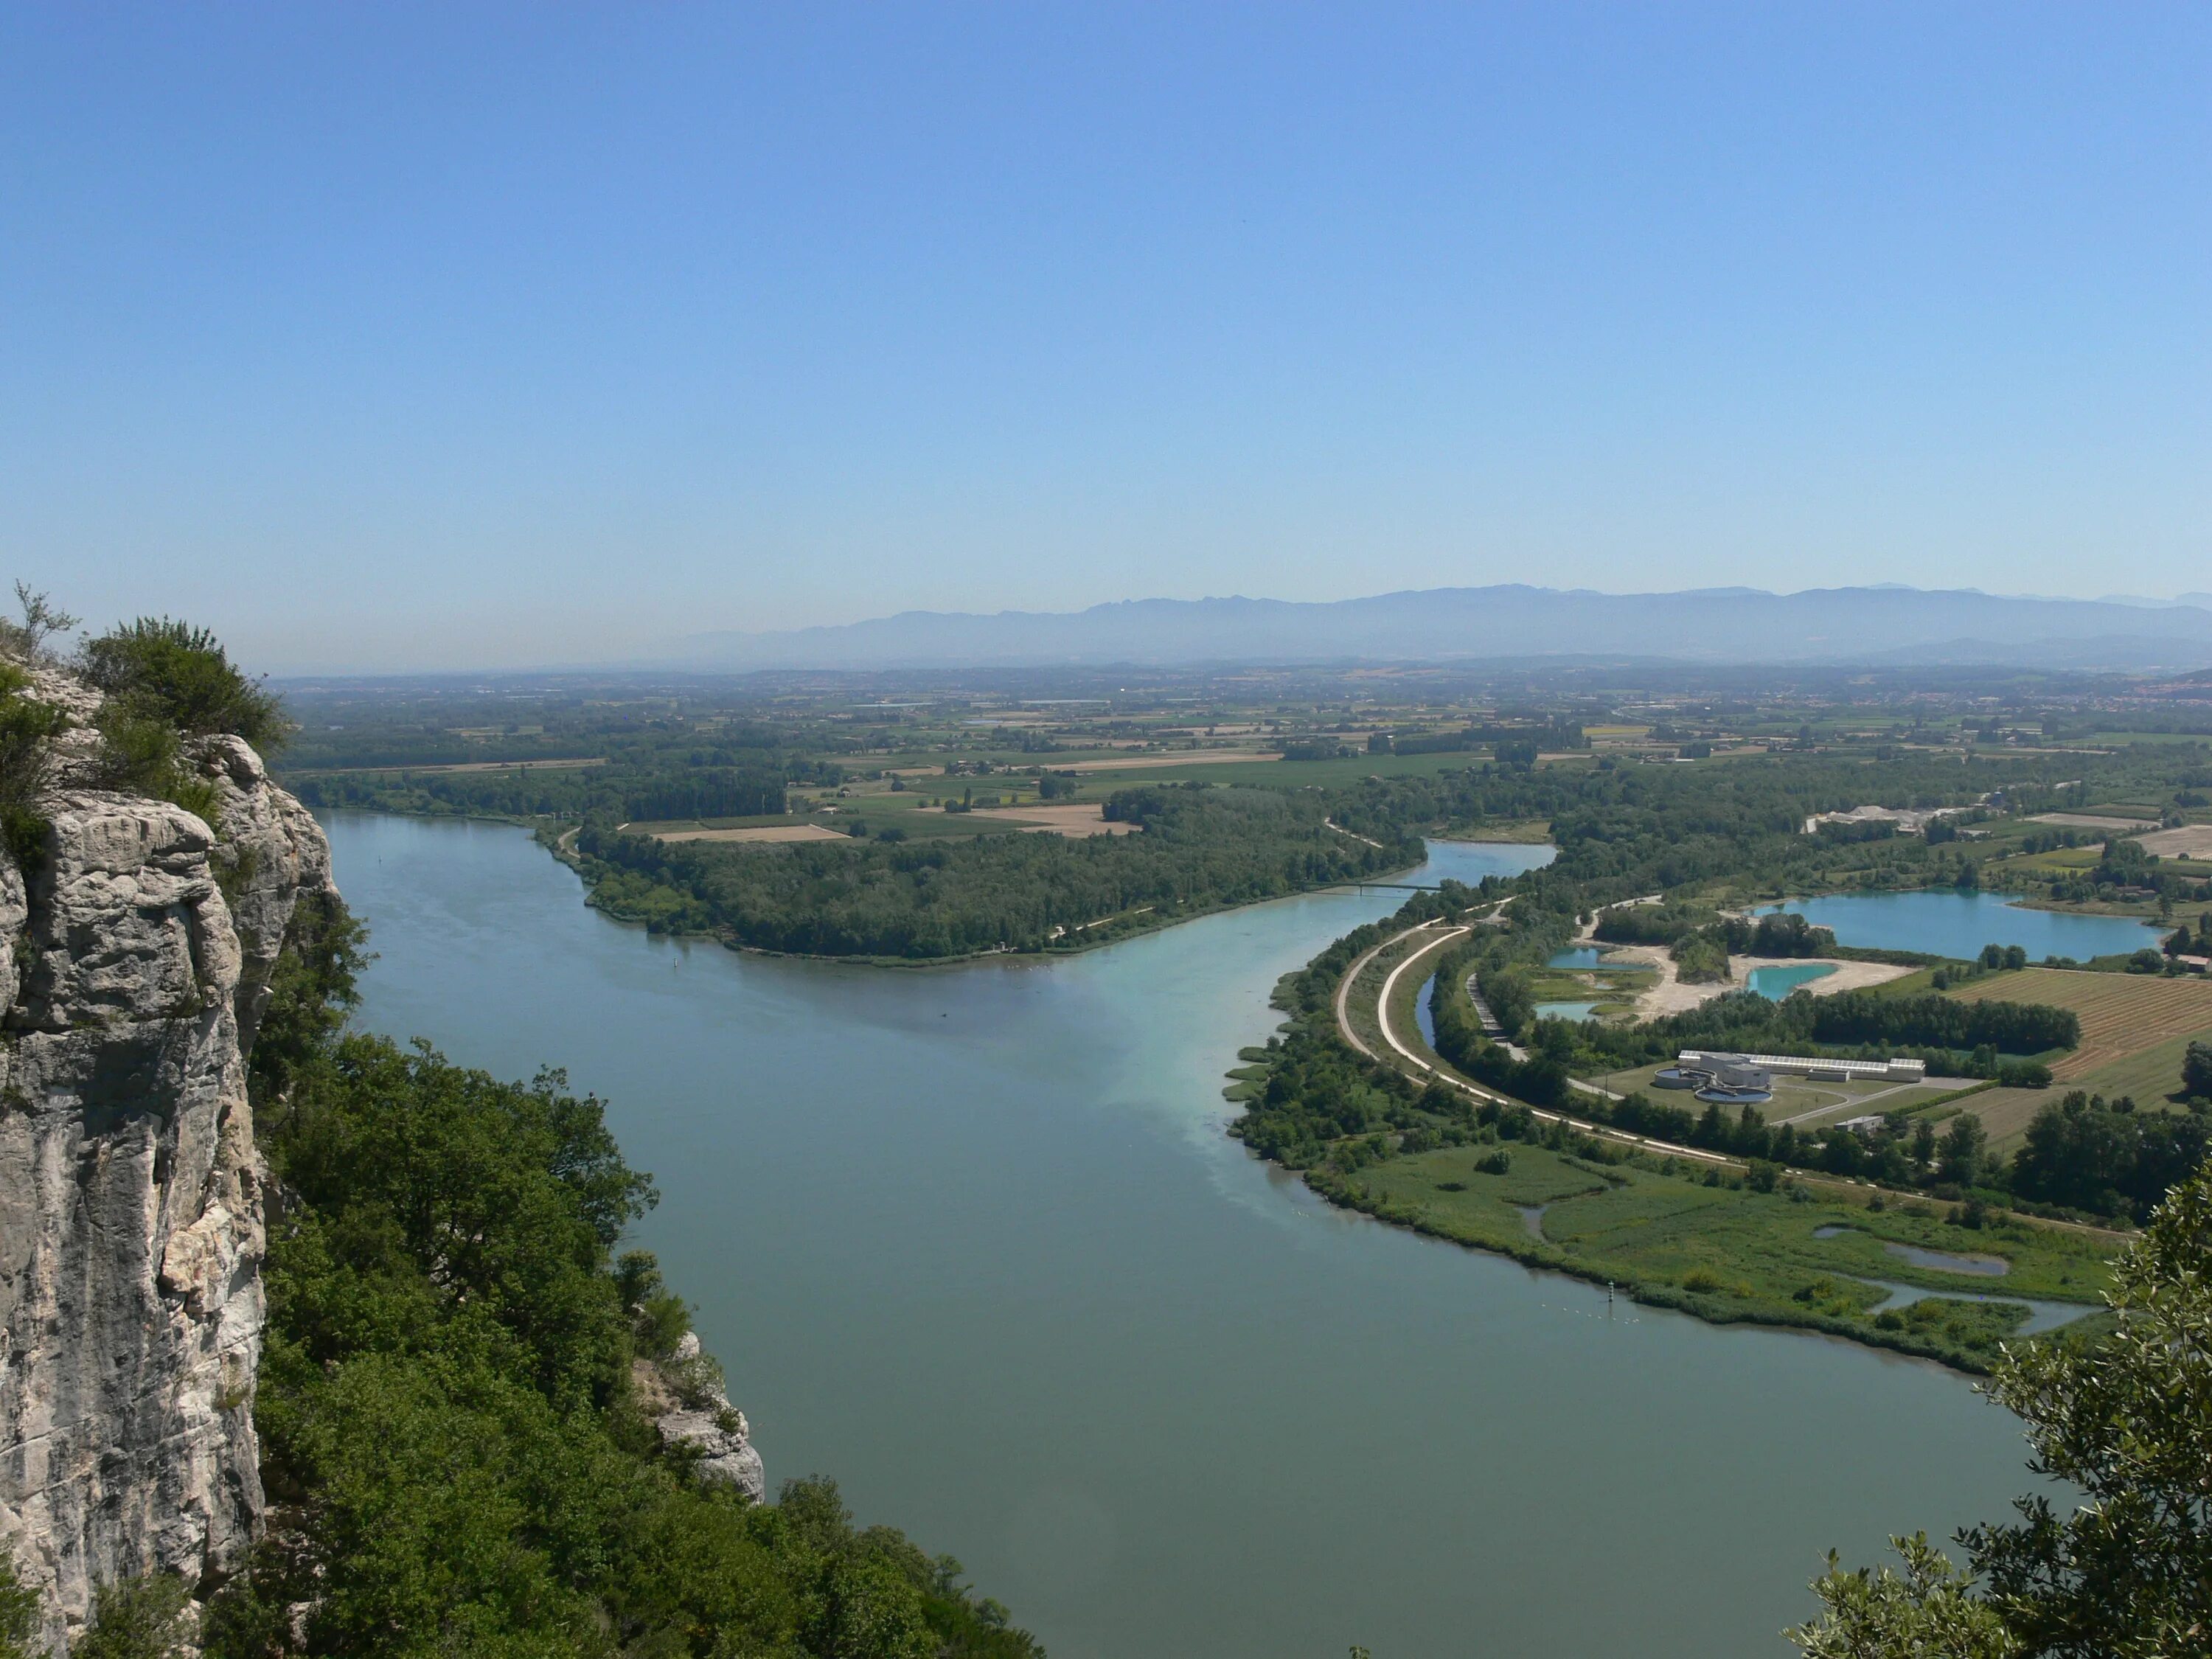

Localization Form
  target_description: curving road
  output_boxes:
[1338,917,1738,1167]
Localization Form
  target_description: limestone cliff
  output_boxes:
[0,667,331,1644]
[634,1332,766,1503]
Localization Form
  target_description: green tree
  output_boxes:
[1936,1113,1988,1189]
[2183,1040,2212,1104]
[78,617,285,748]
[1790,1534,2017,1658]
[0,661,70,866]
[75,1573,192,1659]
[1790,1168,2212,1656]
[0,1556,40,1659]
[1910,1118,1938,1177]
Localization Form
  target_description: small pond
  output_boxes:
[1547,946,1607,970]
[1747,962,1837,1000]
[1814,1225,2011,1277]
[1534,1000,1604,1023]
[1759,889,2163,961]
[1884,1241,2009,1277]
[1415,973,1438,1045]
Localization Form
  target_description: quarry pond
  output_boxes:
[324,812,2052,1659]
[1763,888,2166,960]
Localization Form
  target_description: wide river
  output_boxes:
[324,813,2047,1659]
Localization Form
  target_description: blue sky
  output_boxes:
[4,4,2206,671]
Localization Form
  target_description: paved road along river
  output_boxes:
[324,813,2054,1659]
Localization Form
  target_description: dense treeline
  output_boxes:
[574,785,1419,959]
[1801,990,2077,1053]
[293,755,801,824]
[197,897,1044,1657]
[1322,748,2094,925]
[2008,1091,2212,1223]
[1382,717,1587,757]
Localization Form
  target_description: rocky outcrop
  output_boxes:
[633,1334,765,1503]
[0,671,332,1646]
[199,737,333,1056]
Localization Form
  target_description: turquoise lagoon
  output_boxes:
[1747,961,1837,999]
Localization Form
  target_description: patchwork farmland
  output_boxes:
[1945,967,2212,1146]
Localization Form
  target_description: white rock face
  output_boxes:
[0,675,332,1646]
[636,1333,765,1503]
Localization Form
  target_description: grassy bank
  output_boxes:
[1322,1139,2109,1371]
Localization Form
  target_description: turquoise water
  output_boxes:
[1534,1000,1604,1022]
[1547,946,1605,970]
[323,813,2052,1659]
[1764,889,2163,960]
[1747,962,1838,1000]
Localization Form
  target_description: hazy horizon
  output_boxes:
[7,5,2208,671]
[231,580,2212,681]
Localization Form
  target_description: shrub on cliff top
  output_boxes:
[79,617,285,749]
[0,582,77,667]
[0,661,70,869]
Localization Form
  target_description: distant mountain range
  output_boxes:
[649,585,2212,672]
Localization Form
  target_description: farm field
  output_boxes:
[962,803,1135,837]
[647,823,849,844]
[2132,823,2212,859]
[1034,746,1507,793]
[288,755,608,776]
[622,800,1035,841]
[2028,811,2159,831]
[1947,967,2212,1088]
[1051,748,1276,772]
[1957,1086,2070,1151]
[1941,967,2212,1147]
